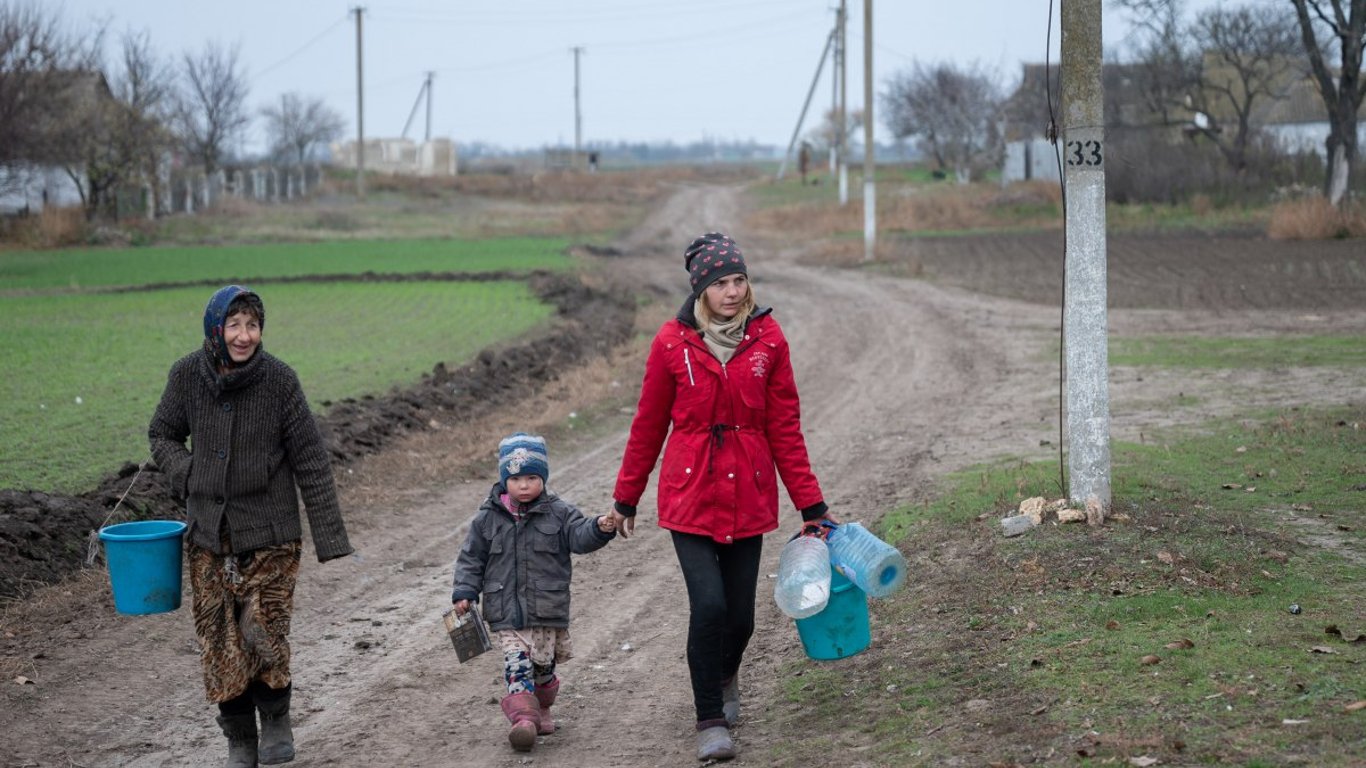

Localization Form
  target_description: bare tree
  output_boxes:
[173,40,248,176]
[1289,0,1365,206]
[0,1,101,194]
[63,29,176,218]
[1188,5,1301,172]
[261,92,344,166]
[882,61,1004,182]
[1114,0,1203,129]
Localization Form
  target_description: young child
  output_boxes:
[450,433,616,752]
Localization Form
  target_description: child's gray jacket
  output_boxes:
[451,485,614,630]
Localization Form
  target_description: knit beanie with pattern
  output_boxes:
[498,433,549,484]
[684,232,747,300]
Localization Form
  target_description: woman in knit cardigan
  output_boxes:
[149,285,353,768]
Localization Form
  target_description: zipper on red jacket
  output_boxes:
[683,347,695,386]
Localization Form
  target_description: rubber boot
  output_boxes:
[696,724,736,761]
[533,678,560,735]
[500,692,541,752]
[721,676,741,727]
[216,713,259,768]
[254,688,295,764]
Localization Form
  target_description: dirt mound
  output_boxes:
[0,271,634,600]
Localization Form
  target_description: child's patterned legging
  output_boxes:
[496,626,572,694]
[503,648,556,694]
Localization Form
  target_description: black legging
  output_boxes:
[670,530,763,724]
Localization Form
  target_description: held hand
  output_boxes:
[610,510,635,539]
[453,599,471,617]
[597,515,616,534]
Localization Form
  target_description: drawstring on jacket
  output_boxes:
[708,423,739,474]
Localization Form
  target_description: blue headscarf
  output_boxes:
[203,285,264,368]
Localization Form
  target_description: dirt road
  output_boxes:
[2,184,1361,767]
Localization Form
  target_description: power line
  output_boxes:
[250,15,349,84]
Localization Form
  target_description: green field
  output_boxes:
[0,236,571,292]
[0,238,570,492]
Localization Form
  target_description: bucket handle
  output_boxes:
[84,458,152,567]
[792,520,836,542]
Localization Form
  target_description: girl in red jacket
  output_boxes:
[610,232,836,762]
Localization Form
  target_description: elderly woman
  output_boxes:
[149,285,352,767]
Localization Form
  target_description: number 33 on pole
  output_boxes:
[1064,128,1103,169]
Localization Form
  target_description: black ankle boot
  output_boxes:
[253,685,295,764]
[215,713,259,768]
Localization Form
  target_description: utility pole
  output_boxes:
[425,70,433,142]
[830,0,841,204]
[776,29,835,181]
[401,72,435,141]
[862,0,875,260]
[572,46,584,167]
[1062,0,1111,516]
[829,4,839,177]
[352,6,365,199]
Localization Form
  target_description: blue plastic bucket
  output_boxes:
[794,567,870,660]
[99,520,187,615]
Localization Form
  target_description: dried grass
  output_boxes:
[747,181,1063,242]
[1268,196,1366,240]
[2,205,90,248]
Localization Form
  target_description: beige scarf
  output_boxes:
[695,299,747,364]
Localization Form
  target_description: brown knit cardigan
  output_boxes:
[148,346,352,561]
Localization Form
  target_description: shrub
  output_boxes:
[1268,195,1366,240]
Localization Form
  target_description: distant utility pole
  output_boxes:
[1062,0,1111,516]
[572,46,585,166]
[352,6,365,199]
[425,70,433,142]
[401,71,435,141]
[777,28,834,181]
[830,0,841,203]
[862,0,875,260]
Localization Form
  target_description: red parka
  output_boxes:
[614,304,825,543]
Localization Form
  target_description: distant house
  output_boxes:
[1001,62,1200,183]
[329,137,458,176]
[0,70,113,214]
[1243,75,1366,159]
[1001,56,1366,183]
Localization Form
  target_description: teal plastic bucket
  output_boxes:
[99,520,187,615]
[794,567,870,660]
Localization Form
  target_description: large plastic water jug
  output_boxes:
[773,534,831,619]
[826,522,906,598]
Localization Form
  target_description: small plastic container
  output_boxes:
[826,522,907,599]
[773,534,831,619]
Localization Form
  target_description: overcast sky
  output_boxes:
[57,0,1228,153]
